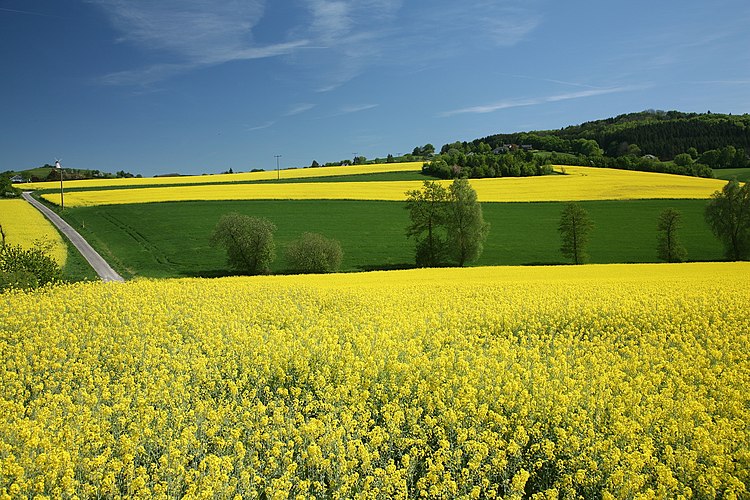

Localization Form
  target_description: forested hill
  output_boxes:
[477,110,750,160]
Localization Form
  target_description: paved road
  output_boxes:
[22,192,125,283]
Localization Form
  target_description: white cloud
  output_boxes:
[245,121,276,131]
[340,104,378,114]
[89,0,309,84]
[441,87,644,117]
[285,103,317,116]
[90,0,542,89]
[483,12,540,46]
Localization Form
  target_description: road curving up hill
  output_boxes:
[21,192,124,282]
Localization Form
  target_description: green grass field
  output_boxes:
[712,168,750,182]
[59,199,723,279]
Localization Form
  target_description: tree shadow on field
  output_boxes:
[356,263,415,272]
[179,269,241,278]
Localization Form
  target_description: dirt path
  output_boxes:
[21,192,124,283]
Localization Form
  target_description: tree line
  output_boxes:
[555,180,750,264]
[405,179,750,267]
[421,110,750,180]
[479,110,750,162]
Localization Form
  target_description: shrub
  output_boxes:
[0,176,21,198]
[210,213,276,275]
[285,233,343,273]
[0,241,63,291]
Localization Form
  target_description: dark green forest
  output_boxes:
[426,110,749,180]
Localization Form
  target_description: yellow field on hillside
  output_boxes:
[40,166,729,207]
[2,263,748,497]
[17,162,424,190]
[0,199,67,265]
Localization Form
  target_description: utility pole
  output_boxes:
[274,155,282,180]
[55,159,64,210]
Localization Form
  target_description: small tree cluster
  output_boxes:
[0,239,63,291]
[405,179,489,267]
[210,214,343,275]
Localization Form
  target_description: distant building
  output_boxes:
[10,175,26,183]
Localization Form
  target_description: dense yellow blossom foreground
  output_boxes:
[19,162,423,190]
[2,263,749,498]
[40,166,729,207]
[0,199,66,265]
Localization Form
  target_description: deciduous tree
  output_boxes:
[704,180,750,260]
[657,208,687,262]
[210,213,276,274]
[558,203,593,264]
[285,232,342,274]
[405,181,449,267]
[446,178,489,266]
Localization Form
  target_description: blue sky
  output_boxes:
[2,0,749,176]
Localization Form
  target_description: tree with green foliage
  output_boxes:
[673,153,694,167]
[405,181,449,267]
[285,232,343,273]
[558,203,594,264]
[0,176,21,198]
[704,180,750,260]
[0,240,62,291]
[657,208,687,262]
[572,138,604,158]
[446,179,489,266]
[210,213,276,274]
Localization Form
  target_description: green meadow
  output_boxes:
[59,199,722,279]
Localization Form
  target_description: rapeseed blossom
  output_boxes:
[19,162,424,191]
[0,199,67,265]
[39,166,728,207]
[1,263,748,497]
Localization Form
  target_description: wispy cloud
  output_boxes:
[441,86,644,117]
[285,103,317,116]
[483,11,540,46]
[89,0,543,89]
[340,104,378,114]
[245,121,276,132]
[299,1,541,90]
[89,0,310,84]
[315,103,379,119]
[508,74,600,90]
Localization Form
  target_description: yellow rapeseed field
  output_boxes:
[19,162,424,190]
[39,166,729,207]
[2,263,749,498]
[0,199,67,265]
